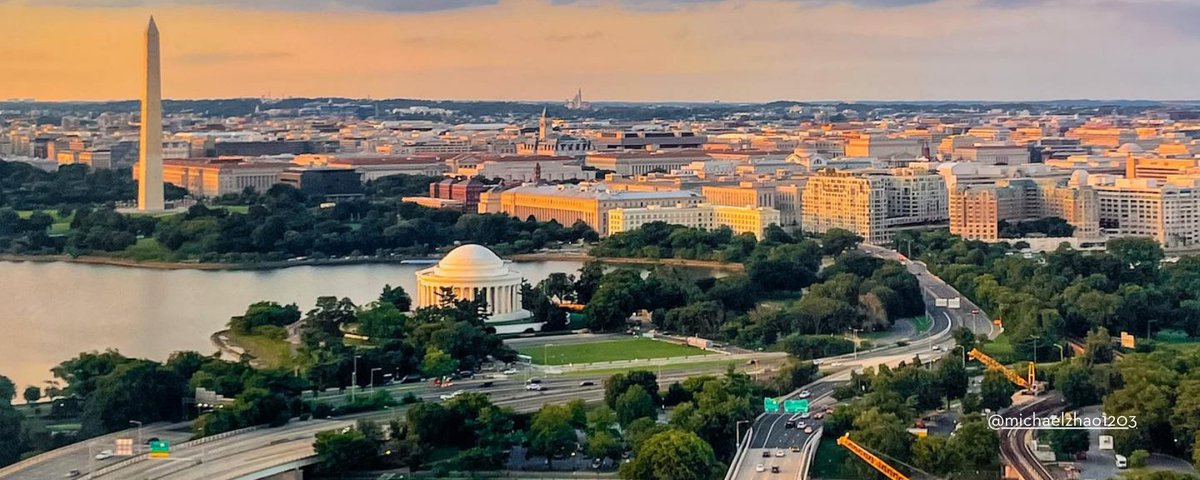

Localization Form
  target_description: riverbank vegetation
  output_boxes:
[0,164,597,263]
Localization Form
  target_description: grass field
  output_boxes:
[980,332,1017,363]
[516,337,714,365]
[17,209,74,235]
[228,331,298,369]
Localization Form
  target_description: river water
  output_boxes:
[0,259,585,391]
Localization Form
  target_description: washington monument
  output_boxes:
[137,16,164,211]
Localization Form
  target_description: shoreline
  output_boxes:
[0,250,744,272]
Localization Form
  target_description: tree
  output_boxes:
[575,261,604,304]
[0,403,23,468]
[912,436,959,475]
[937,357,968,401]
[586,429,623,462]
[356,302,407,340]
[528,404,577,467]
[615,385,657,426]
[1083,327,1114,365]
[0,376,13,405]
[979,370,1016,411]
[619,429,721,480]
[821,228,863,256]
[772,360,818,393]
[22,386,40,404]
[1055,361,1100,408]
[605,371,660,408]
[379,284,412,311]
[420,347,459,379]
[313,428,377,474]
[1129,449,1150,468]
[1043,428,1089,458]
[949,415,1001,472]
[81,360,187,435]
[228,301,301,335]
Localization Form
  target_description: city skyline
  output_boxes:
[3,0,1200,103]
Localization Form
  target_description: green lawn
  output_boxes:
[561,359,743,378]
[113,237,177,262]
[516,337,714,365]
[980,332,1017,364]
[18,209,74,235]
[227,331,298,369]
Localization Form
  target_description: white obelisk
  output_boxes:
[137,16,164,211]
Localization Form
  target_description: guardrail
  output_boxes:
[724,427,755,480]
[0,422,187,479]
[87,425,266,478]
[797,427,822,480]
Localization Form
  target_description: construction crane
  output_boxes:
[837,433,911,480]
[967,348,1039,393]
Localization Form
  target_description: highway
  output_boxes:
[77,367,739,480]
[726,243,1000,480]
[0,422,193,480]
[999,395,1065,480]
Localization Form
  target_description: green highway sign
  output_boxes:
[784,399,809,413]
[149,440,170,459]
[764,397,780,412]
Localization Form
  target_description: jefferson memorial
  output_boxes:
[415,244,539,334]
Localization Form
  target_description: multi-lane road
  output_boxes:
[726,243,1000,480]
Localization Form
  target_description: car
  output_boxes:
[761,451,771,458]
[591,458,602,469]
[775,450,786,457]
[755,464,766,472]
[479,381,494,388]
[525,383,544,391]
[526,378,542,384]
[799,412,810,419]
[579,380,596,387]
[790,445,801,452]
[63,470,81,478]
[797,390,811,398]
[94,449,114,460]
[1115,454,1128,469]
[932,345,942,351]
[796,421,806,429]
[784,420,795,429]
[771,466,780,473]
[813,413,824,420]
[439,390,464,400]
[502,368,518,375]
[804,426,814,434]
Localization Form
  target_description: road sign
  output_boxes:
[1120,331,1136,349]
[784,399,809,413]
[115,438,133,456]
[763,397,780,412]
[149,440,170,459]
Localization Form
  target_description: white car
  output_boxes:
[94,450,114,460]
[755,464,766,472]
[799,412,810,419]
[439,390,464,400]
[526,383,545,391]
[502,368,518,375]
[798,390,811,398]
[775,450,786,457]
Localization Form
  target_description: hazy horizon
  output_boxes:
[3,0,1199,102]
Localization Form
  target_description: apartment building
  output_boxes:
[800,166,946,244]
[947,174,1099,241]
[1092,175,1200,249]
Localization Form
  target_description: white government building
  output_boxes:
[415,244,539,334]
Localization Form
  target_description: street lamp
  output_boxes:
[129,420,143,453]
[736,420,751,447]
[1053,344,1065,363]
[849,328,861,360]
[370,368,382,390]
[1028,335,1041,365]
[543,344,554,365]
[1147,319,1156,341]
[351,355,362,402]
[953,345,967,368]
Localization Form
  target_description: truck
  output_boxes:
[935,298,948,307]
[947,297,961,309]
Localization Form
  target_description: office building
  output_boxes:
[493,183,703,235]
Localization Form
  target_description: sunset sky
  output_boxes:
[2,0,1198,102]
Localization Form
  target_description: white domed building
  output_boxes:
[415,244,538,333]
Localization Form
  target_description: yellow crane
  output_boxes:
[966,348,1038,393]
[836,433,911,480]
